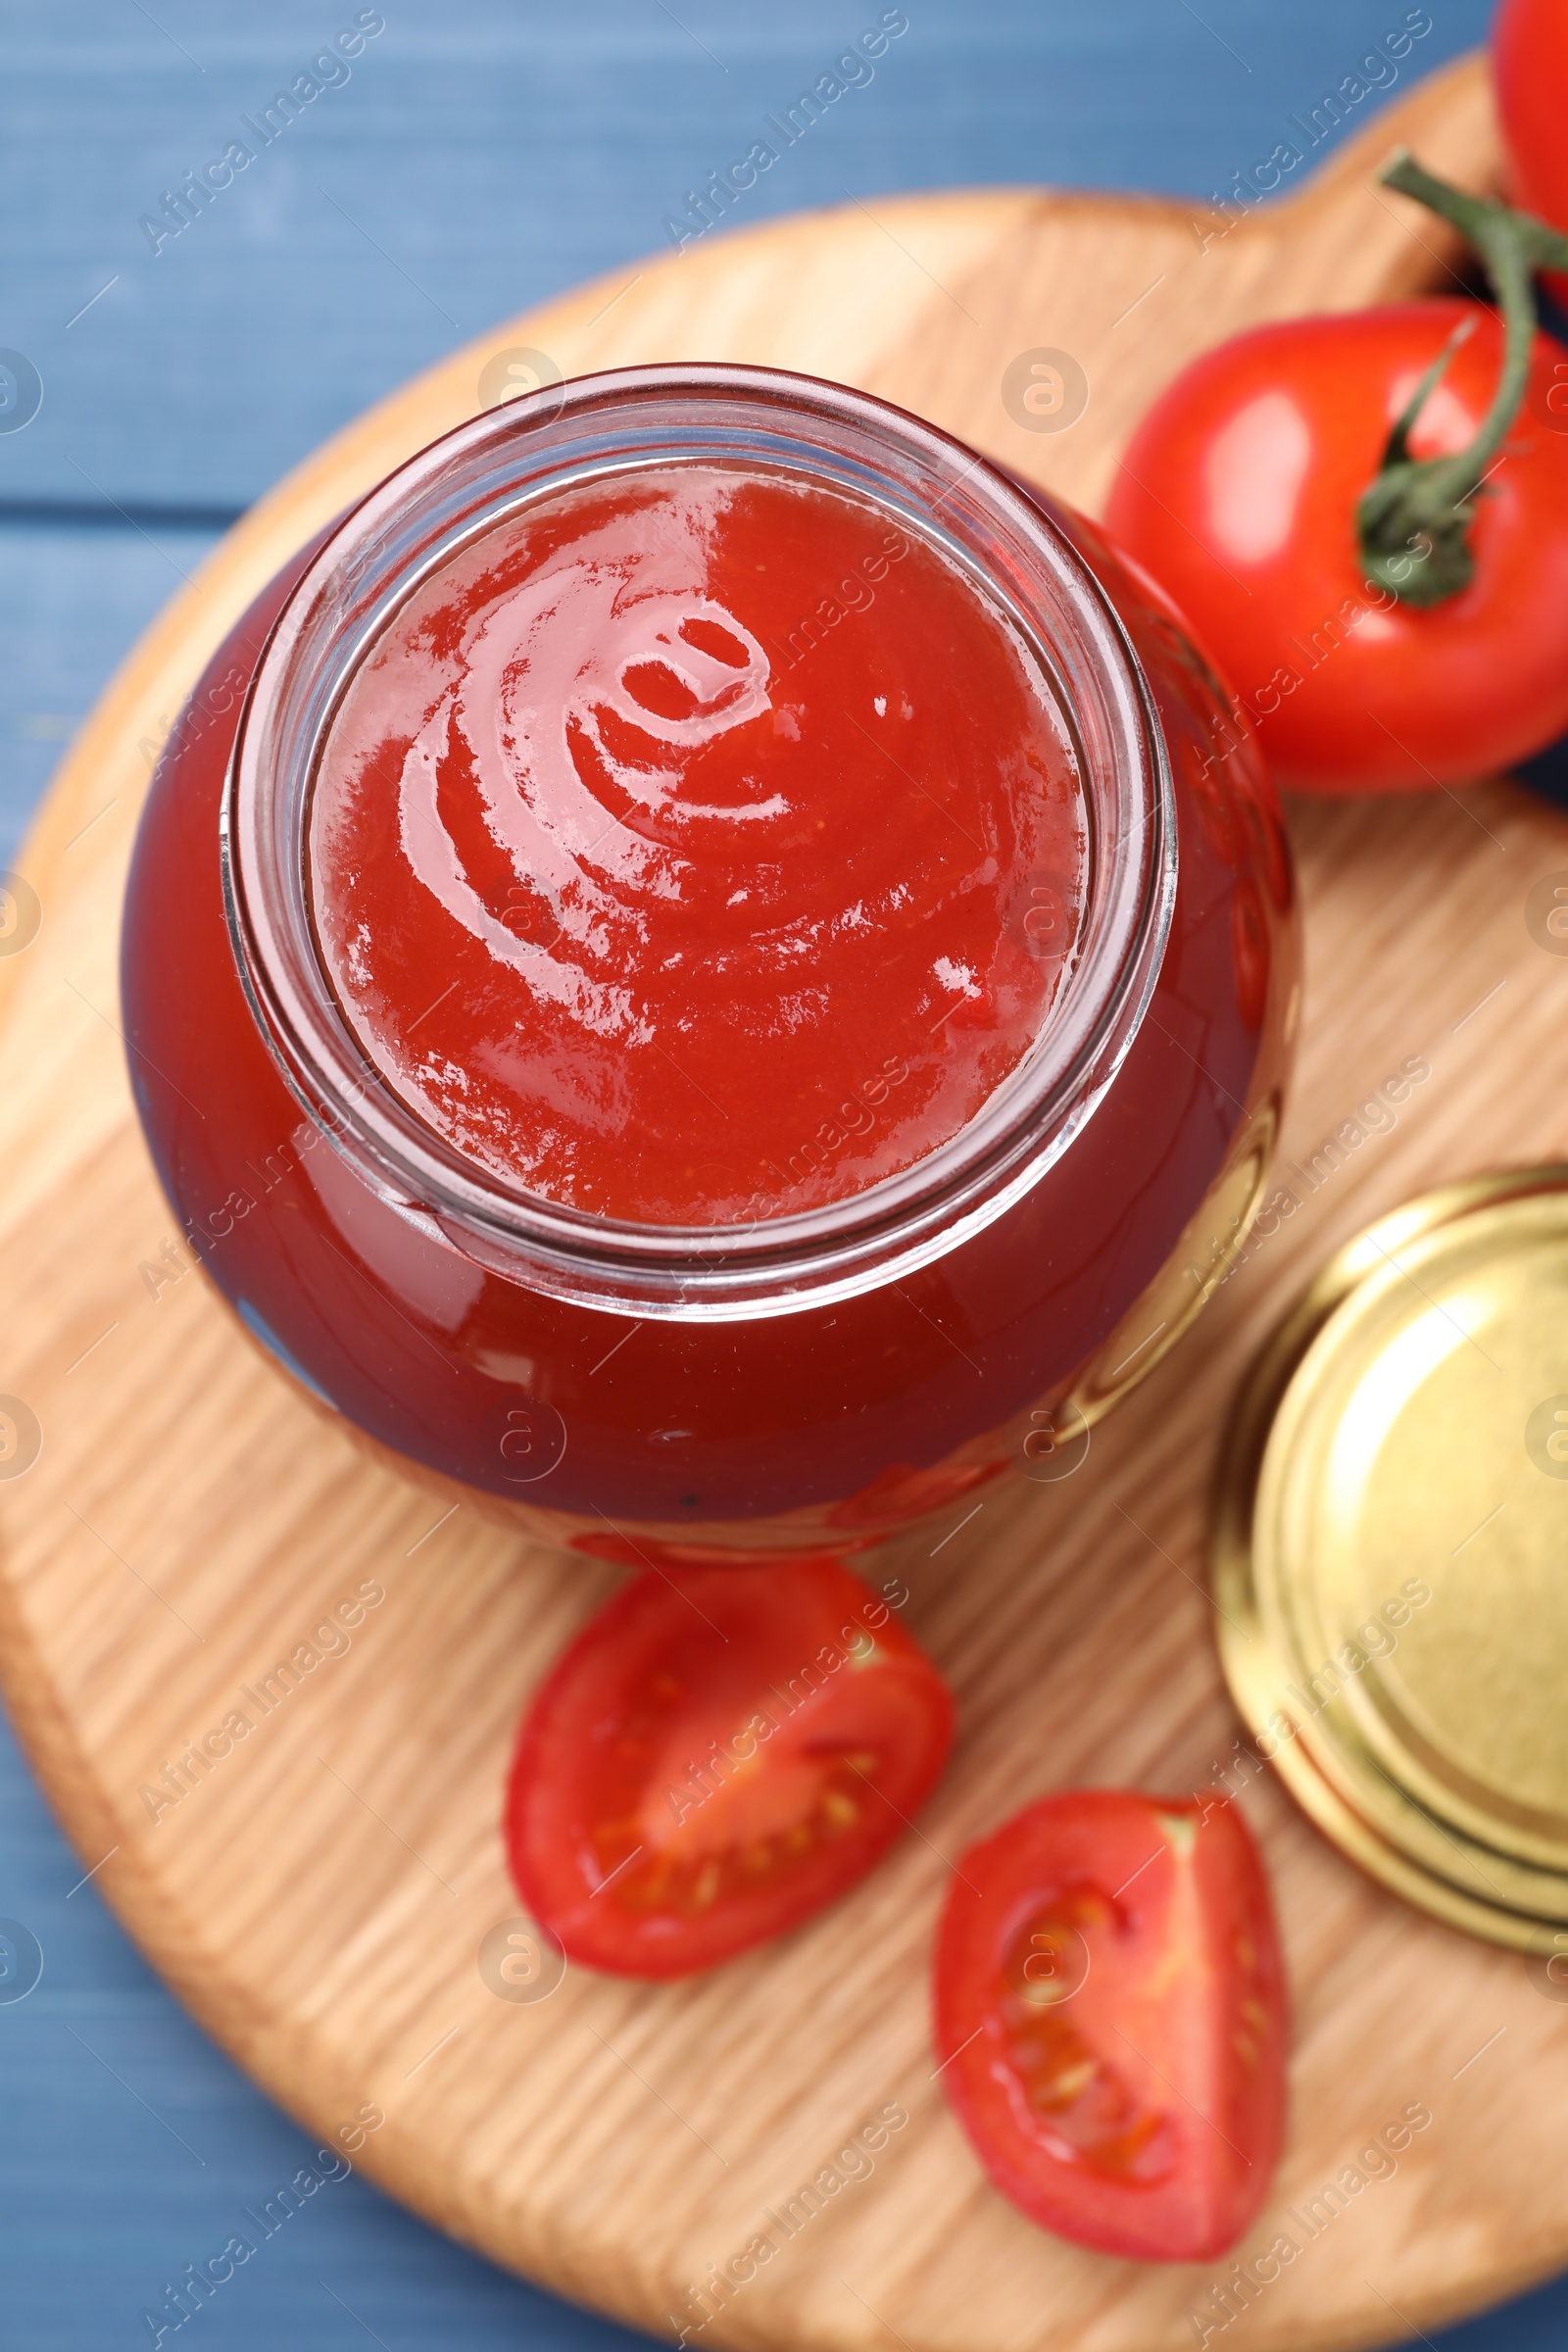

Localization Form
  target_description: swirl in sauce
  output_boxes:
[309,466,1088,1225]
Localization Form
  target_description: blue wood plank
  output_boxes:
[0,522,225,866]
[0,0,1492,511]
[4,5,1560,2348]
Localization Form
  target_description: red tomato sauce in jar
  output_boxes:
[308,467,1087,1224]
[122,367,1298,1557]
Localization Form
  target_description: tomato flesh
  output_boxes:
[506,1560,954,1977]
[934,1790,1287,2262]
[1104,302,1568,793]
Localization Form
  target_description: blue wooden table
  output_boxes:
[3,5,1565,2345]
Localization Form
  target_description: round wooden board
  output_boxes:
[3,52,1566,2352]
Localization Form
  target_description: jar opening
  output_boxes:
[224,364,1177,1320]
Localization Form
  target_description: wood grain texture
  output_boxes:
[1,50,1563,2352]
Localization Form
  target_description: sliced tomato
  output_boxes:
[933,1790,1287,2262]
[506,1559,954,1977]
[1103,303,1568,792]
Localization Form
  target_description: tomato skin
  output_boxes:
[1495,0,1568,297]
[506,1560,954,1978]
[933,1790,1287,2263]
[1103,302,1568,793]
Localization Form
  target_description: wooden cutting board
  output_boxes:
[3,51,1564,2352]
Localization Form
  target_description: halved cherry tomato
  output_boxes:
[506,1559,954,1978]
[1103,301,1568,792]
[933,1790,1287,2262]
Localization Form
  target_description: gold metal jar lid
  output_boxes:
[1213,1168,1568,1952]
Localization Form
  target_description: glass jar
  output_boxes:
[121,365,1298,1566]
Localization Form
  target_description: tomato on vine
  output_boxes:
[1104,156,1568,793]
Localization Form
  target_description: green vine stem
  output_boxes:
[1357,149,1568,606]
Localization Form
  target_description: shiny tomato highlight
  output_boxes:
[933,1790,1287,2262]
[506,1560,954,1977]
[1104,301,1568,792]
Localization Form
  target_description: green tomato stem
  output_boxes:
[1357,149,1568,608]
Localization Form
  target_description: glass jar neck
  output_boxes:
[223,364,1176,1323]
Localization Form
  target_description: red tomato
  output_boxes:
[1103,302,1568,792]
[506,1559,954,1977]
[1495,0,1568,291]
[933,1790,1287,2262]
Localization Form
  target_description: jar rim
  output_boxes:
[223,362,1177,1322]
